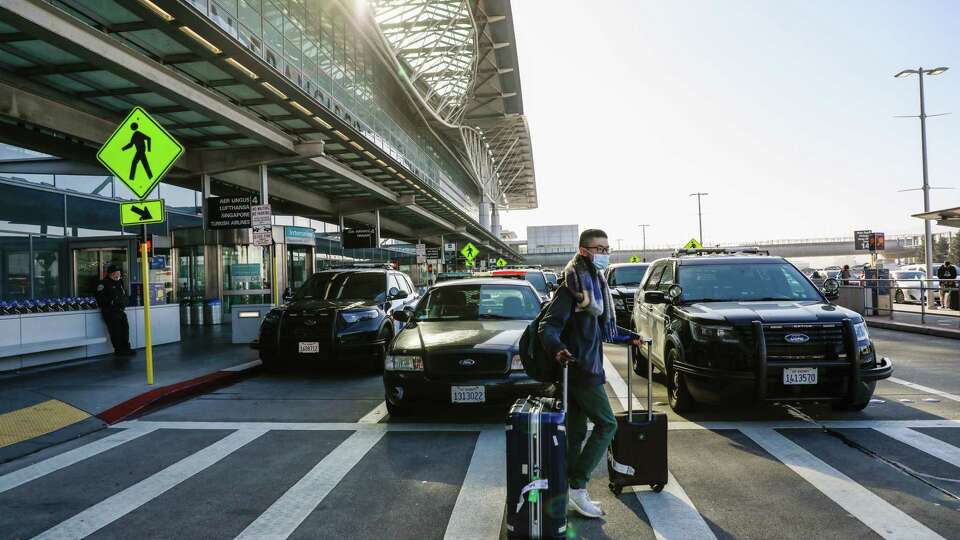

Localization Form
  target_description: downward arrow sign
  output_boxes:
[131,205,153,221]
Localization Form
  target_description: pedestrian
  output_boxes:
[538,229,639,518]
[840,265,851,285]
[936,260,957,310]
[95,264,135,357]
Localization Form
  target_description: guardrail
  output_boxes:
[827,277,959,327]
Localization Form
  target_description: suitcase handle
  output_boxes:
[627,337,654,423]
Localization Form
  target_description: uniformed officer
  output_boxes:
[96,264,135,356]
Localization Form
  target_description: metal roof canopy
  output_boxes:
[913,206,960,228]
[0,0,520,257]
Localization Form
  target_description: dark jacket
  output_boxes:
[937,264,957,283]
[95,278,129,312]
[539,280,606,387]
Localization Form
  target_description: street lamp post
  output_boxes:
[638,224,650,261]
[895,66,948,308]
[689,193,708,245]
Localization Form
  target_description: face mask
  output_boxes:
[591,254,610,271]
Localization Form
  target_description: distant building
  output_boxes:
[500,229,518,240]
[527,225,579,254]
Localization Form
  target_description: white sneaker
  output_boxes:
[569,488,604,518]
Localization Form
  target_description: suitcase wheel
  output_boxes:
[608,482,623,496]
[650,483,664,493]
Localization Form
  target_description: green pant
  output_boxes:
[566,382,617,489]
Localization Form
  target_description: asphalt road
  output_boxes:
[2,328,959,539]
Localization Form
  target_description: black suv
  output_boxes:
[606,262,650,328]
[253,266,419,370]
[631,250,892,412]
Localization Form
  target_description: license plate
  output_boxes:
[298,341,319,353]
[783,367,817,385]
[451,385,485,403]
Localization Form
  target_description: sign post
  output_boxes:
[99,107,183,385]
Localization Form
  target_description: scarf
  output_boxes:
[561,255,625,343]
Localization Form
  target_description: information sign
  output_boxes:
[120,199,165,226]
[284,226,315,246]
[425,247,441,259]
[869,232,885,252]
[97,107,183,199]
[444,242,457,252]
[207,196,254,229]
[251,204,272,246]
[343,227,377,249]
[854,230,872,251]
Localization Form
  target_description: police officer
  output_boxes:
[96,264,135,356]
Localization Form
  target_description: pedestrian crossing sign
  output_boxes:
[460,242,478,261]
[97,107,184,199]
[629,255,642,263]
[683,238,703,249]
[496,258,507,268]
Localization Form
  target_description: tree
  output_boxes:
[949,233,960,264]
[935,236,951,263]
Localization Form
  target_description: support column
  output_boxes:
[200,173,211,235]
[479,195,491,231]
[490,205,501,238]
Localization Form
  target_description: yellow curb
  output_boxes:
[0,400,91,448]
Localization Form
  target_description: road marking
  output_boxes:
[741,427,944,540]
[358,401,388,423]
[0,427,156,494]
[604,355,715,539]
[634,471,717,540]
[443,429,506,540]
[876,427,960,468]
[888,377,960,403]
[35,429,266,540]
[0,399,91,448]
[235,429,385,539]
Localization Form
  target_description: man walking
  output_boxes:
[539,229,638,518]
[96,264,135,357]
[121,122,152,181]
[937,260,957,309]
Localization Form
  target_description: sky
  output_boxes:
[500,0,960,249]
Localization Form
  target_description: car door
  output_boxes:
[398,273,418,309]
[649,261,675,363]
[637,262,666,357]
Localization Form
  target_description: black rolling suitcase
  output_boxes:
[607,338,668,495]
[506,364,569,539]
[948,289,960,310]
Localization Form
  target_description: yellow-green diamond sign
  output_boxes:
[460,242,478,261]
[97,107,183,199]
[629,255,641,263]
[496,258,507,268]
[683,238,703,249]
[120,199,165,226]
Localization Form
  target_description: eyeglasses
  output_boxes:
[584,245,610,254]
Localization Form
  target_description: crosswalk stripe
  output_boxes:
[235,429,386,539]
[888,377,960,403]
[443,429,506,540]
[634,471,717,540]
[603,356,715,540]
[0,427,156,494]
[34,429,267,540]
[876,427,960,468]
[741,427,945,540]
[358,401,388,423]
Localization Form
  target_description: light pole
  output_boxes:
[616,238,623,261]
[896,66,948,307]
[638,224,650,261]
[689,192,708,245]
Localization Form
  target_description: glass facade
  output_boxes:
[187,0,480,218]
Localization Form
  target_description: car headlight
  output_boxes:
[341,309,380,324]
[690,321,739,343]
[385,353,423,371]
[511,354,524,371]
[853,321,870,343]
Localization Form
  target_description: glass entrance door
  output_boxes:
[287,246,311,291]
[74,248,127,297]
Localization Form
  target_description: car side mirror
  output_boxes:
[393,309,412,323]
[547,282,557,292]
[392,289,409,300]
[822,277,840,301]
[644,290,667,304]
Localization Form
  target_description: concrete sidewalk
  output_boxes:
[0,325,261,463]
[866,309,960,340]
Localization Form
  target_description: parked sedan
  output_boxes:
[892,270,939,304]
[384,278,550,416]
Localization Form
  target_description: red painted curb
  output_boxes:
[96,365,258,424]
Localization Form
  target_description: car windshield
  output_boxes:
[678,263,823,302]
[608,265,649,286]
[894,271,924,280]
[295,272,386,302]
[414,284,541,321]
[496,272,549,294]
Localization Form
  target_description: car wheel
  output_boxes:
[631,341,649,377]
[666,347,696,413]
[259,350,281,372]
[370,327,392,373]
[386,399,412,417]
[894,289,904,304]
